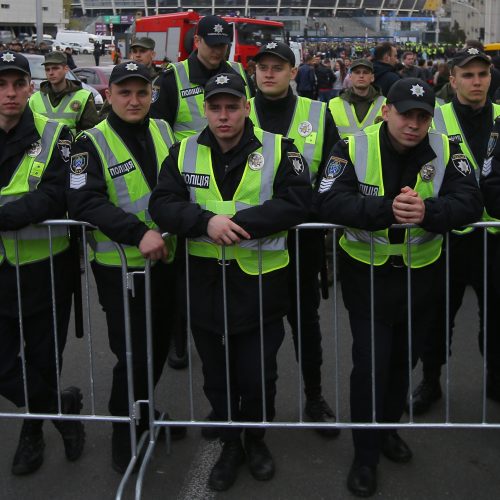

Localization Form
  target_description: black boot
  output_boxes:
[208,440,245,491]
[244,436,275,481]
[305,396,340,437]
[407,377,442,415]
[52,386,85,461]
[381,431,413,463]
[347,460,377,498]
[12,420,45,475]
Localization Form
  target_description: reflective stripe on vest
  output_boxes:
[178,127,288,274]
[29,89,89,134]
[249,96,324,185]
[0,115,69,265]
[433,102,500,233]
[328,95,385,138]
[341,123,449,268]
[172,60,252,141]
[84,118,176,267]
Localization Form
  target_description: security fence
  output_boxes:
[1,220,499,499]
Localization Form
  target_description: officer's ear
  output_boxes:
[244,98,250,117]
[29,78,34,96]
[381,104,391,122]
[290,64,298,80]
[193,35,201,50]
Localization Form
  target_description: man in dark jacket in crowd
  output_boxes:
[373,42,401,97]
[295,55,317,99]
[315,57,336,102]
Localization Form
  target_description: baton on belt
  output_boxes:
[69,226,84,339]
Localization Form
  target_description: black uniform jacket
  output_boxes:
[150,50,255,127]
[316,122,483,321]
[67,111,160,249]
[481,117,500,218]
[149,118,312,335]
[0,108,73,317]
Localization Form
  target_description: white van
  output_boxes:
[55,30,92,46]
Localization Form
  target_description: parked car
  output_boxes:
[73,66,113,100]
[24,53,104,109]
[53,41,72,52]
[69,42,94,55]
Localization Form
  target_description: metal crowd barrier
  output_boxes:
[1,220,500,499]
[0,220,150,499]
[135,221,500,498]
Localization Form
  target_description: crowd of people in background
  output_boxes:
[295,40,500,104]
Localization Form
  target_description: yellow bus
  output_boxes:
[484,43,500,57]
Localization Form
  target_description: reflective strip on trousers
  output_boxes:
[173,62,207,134]
[84,127,151,217]
[182,130,277,206]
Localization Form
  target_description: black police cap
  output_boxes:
[0,51,31,76]
[196,15,232,46]
[109,61,152,85]
[386,78,435,116]
[254,41,295,66]
[451,47,491,68]
[204,72,246,100]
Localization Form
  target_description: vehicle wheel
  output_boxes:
[83,50,88,54]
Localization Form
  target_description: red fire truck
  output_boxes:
[134,11,285,68]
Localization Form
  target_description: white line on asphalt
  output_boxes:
[177,440,220,500]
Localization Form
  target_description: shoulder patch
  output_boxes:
[151,86,160,103]
[487,132,498,158]
[325,156,347,179]
[287,152,305,175]
[451,154,472,176]
[57,139,71,162]
[69,152,88,189]
[70,152,88,174]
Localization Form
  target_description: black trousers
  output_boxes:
[192,320,285,442]
[420,232,500,378]
[92,261,174,422]
[0,300,72,411]
[349,313,424,466]
[286,230,324,400]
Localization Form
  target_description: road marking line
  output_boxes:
[177,439,220,500]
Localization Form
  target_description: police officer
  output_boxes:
[250,41,340,436]
[316,78,482,497]
[29,51,99,135]
[411,48,500,414]
[0,51,85,475]
[129,37,159,79]
[149,73,311,491]
[99,37,161,121]
[66,62,184,473]
[150,15,254,140]
[328,59,385,139]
